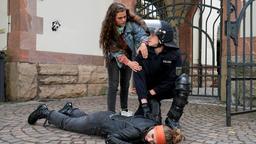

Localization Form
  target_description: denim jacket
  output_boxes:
[110,21,148,68]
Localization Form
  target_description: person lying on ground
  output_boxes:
[28,102,184,144]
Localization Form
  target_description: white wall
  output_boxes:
[0,0,8,51]
[240,0,256,37]
[193,0,220,65]
[37,0,113,56]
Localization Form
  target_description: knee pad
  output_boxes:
[175,73,190,103]
[175,73,190,92]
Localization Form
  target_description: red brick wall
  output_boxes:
[114,0,137,12]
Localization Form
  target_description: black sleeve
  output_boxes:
[106,126,142,144]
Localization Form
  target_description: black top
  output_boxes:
[83,111,157,144]
[134,46,181,100]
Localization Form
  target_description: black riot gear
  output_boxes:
[134,20,190,129]
[167,73,190,121]
[144,20,178,48]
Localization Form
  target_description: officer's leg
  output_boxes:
[165,73,190,128]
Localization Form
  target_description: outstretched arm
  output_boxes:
[117,54,142,72]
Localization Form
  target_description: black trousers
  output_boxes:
[135,88,187,121]
[106,59,132,112]
[48,110,114,135]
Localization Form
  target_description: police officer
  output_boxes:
[133,20,190,129]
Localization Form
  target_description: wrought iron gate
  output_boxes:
[136,0,256,126]
[136,0,222,98]
[226,0,256,126]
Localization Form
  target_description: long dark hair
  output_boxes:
[99,2,146,58]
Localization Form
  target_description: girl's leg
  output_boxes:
[107,60,120,112]
[119,66,132,111]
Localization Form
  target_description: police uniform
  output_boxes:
[134,46,181,101]
[133,20,190,128]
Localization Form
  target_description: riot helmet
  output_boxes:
[144,20,178,48]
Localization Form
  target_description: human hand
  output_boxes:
[127,61,142,72]
[142,103,150,114]
[137,42,148,59]
[141,103,154,119]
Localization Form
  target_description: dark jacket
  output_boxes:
[109,21,148,68]
[48,110,157,144]
[134,46,181,100]
[84,111,157,144]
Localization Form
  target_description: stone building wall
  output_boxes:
[4,0,138,101]
[6,62,107,101]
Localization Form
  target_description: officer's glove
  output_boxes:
[141,103,154,120]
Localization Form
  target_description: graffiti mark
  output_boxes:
[52,20,61,31]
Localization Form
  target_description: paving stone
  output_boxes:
[0,96,255,143]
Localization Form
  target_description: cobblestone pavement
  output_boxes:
[0,96,255,144]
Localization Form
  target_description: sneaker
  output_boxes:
[120,110,133,117]
[28,104,49,125]
[165,117,181,129]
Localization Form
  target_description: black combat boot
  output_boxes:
[58,102,73,116]
[165,104,183,129]
[28,104,50,125]
[165,117,181,129]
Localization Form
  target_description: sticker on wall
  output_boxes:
[52,20,61,31]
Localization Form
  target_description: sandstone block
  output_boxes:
[39,84,87,99]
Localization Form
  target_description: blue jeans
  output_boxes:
[107,59,132,112]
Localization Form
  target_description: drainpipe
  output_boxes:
[0,51,5,102]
